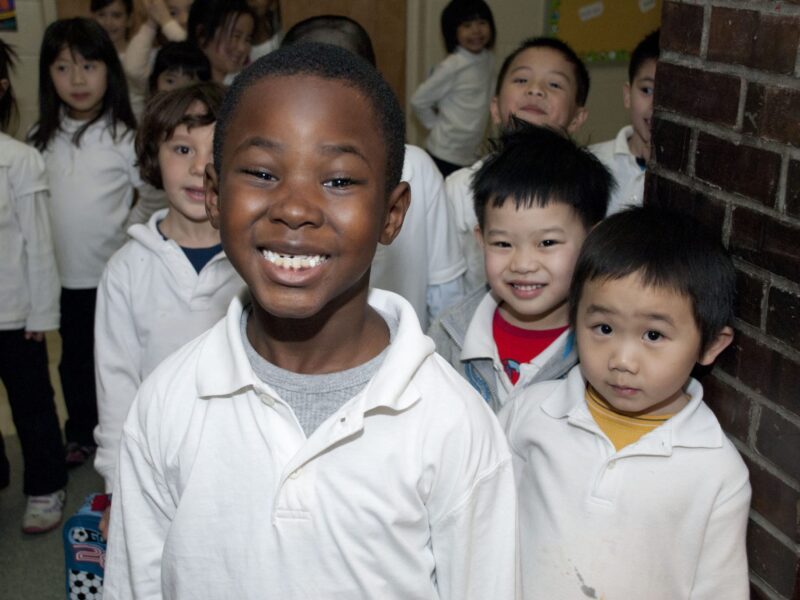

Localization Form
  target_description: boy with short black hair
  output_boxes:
[104,43,516,600]
[429,122,612,413]
[447,35,592,292]
[501,205,750,599]
[590,29,659,214]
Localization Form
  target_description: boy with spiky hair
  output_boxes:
[104,43,516,600]
[429,122,612,413]
[501,206,750,598]
[590,29,660,214]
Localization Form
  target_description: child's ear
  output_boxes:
[379,181,410,245]
[0,79,9,101]
[697,326,734,366]
[623,81,632,110]
[489,96,502,126]
[473,225,485,249]
[566,106,588,134]
[204,163,222,230]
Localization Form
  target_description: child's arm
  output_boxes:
[690,460,751,599]
[12,153,59,333]
[104,387,174,599]
[411,54,460,130]
[93,262,144,493]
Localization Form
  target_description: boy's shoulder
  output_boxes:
[428,286,488,349]
[588,125,633,162]
[0,133,47,192]
[498,369,574,432]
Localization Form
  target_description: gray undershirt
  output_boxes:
[240,306,398,436]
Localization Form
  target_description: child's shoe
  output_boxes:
[65,442,96,468]
[22,489,66,534]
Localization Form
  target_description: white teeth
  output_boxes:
[262,250,328,270]
[512,283,544,291]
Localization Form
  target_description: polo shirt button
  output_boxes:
[607,461,616,470]
[259,393,275,406]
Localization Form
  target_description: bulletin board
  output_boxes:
[548,0,661,64]
[0,0,16,31]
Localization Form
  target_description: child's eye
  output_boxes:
[323,177,356,189]
[173,145,191,155]
[548,81,563,90]
[593,324,613,335]
[490,241,512,248]
[644,330,663,341]
[83,62,96,71]
[512,77,528,85]
[242,168,276,181]
[640,86,654,96]
[539,239,560,247]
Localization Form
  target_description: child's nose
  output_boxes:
[267,179,324,230]
[608,340,639,373]
[509,249,541,273]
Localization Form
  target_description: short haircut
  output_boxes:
[214,42,406,194]
[568,205,736,352]
[148,41,212,93]
[495,37,590,106]
[472,119,612,231]
[91,0,132,13]
[629,29,660,82]
[282,15,376,67]
[441,0,496,54]
[136,82,226,189]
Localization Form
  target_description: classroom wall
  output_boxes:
[648,2,800,597]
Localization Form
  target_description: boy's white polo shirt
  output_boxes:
[105,289,516,600]
[501,365,751,599]
[589,125,646,216]
[461,291,571,408]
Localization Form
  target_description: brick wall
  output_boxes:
[648,2,800,598]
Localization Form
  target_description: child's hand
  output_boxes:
[99,505,111,540]
[24,331,45,342]
[144,0,173,28]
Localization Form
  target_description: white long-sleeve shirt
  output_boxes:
[500,366,751,600]
[93,209,243,491]
[444,158,485,293]
[0,132,59,331]
[370,145,466,328]
[104,289,517,600]
[411,47,493,167]
[42,117,144,289]
[589,125,646,215]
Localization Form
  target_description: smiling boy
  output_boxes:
[500,206,750,599]
[103,43,516,600]
[429,123,611,413]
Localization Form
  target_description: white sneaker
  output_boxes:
[22,489,65,534]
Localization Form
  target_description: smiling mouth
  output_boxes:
[511,283,544,291]
[262,250,329,270]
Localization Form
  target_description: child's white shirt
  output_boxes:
[93,208,243,492]
[0,132,59,331]
[370,145,466,328]
[589,125,646,215]
[444,158,485,293]
[104,289,517,600]
[500,365,751,600]
[411,47,493,166]
[42,116,144,289]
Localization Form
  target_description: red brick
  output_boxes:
[755,406,800,482]
[716,330,800,417]
[661,1,703,56]
[743,456,800,542]
[734,269,764,328]
[644,175,726,234]
[651,117,692,174]
[747,519,799,598]
[708,8,800,74]
[695,134,780,205]
[787,160,800,219]
[744,83,800,148]
[730,208,800,283]
[703,375,751,443]
[767,287,800,349]
[655,63,740,127]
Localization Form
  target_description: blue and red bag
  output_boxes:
[62,493,109,600]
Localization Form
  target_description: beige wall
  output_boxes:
[405,0,632,148]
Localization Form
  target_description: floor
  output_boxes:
[0,332,104,599]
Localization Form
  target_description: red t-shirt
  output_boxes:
[492,309,568,384]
